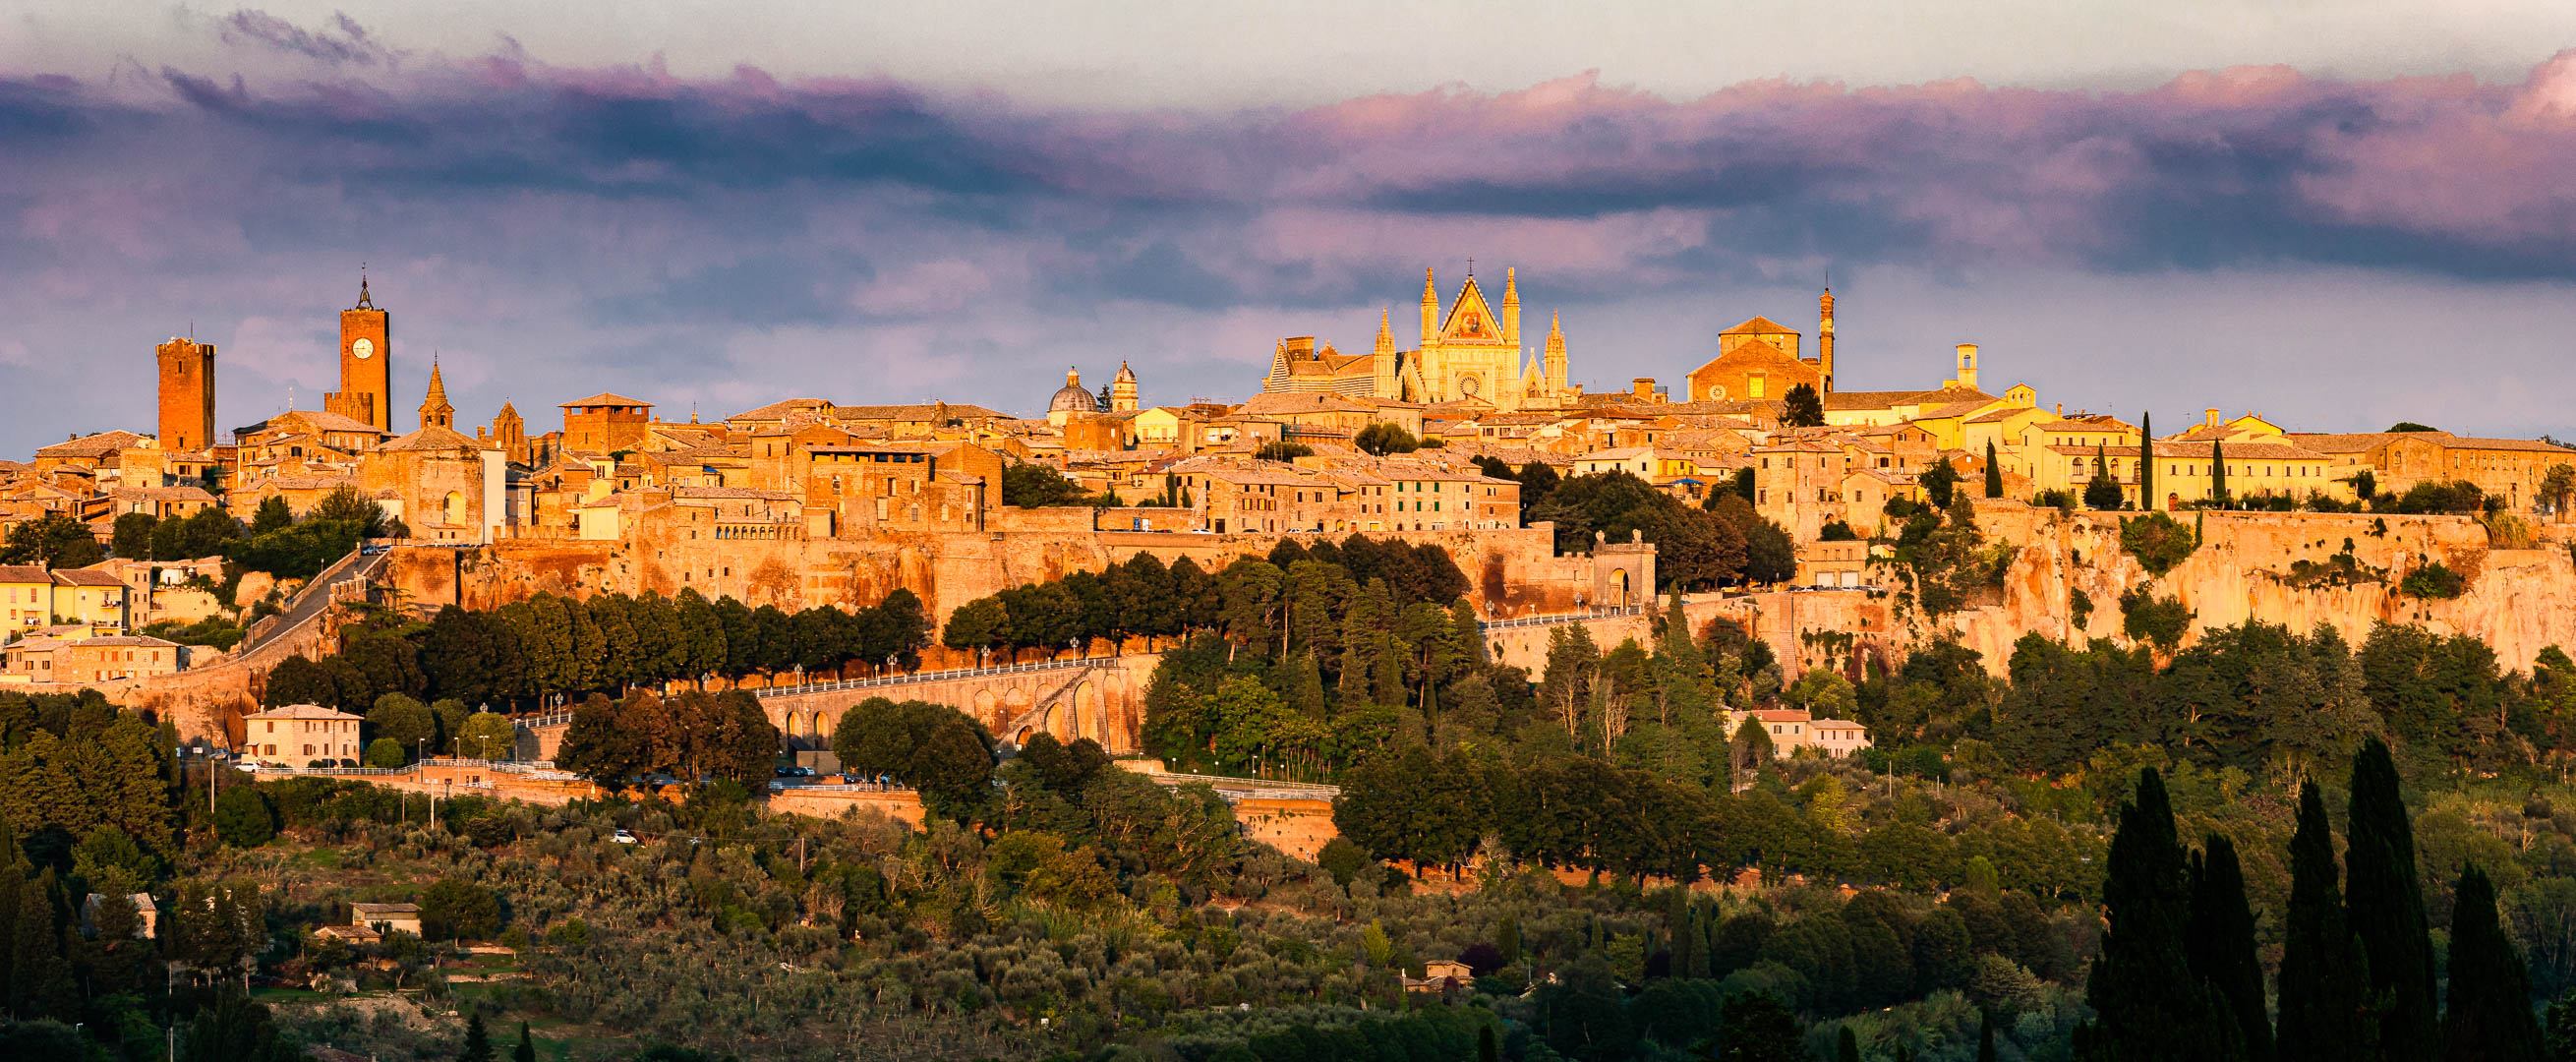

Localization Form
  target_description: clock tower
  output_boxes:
[324,274,392,432]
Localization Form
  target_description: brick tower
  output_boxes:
[325,274,392,432]
[154,336,216,452]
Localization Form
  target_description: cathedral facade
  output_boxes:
[1262,267,1574,412]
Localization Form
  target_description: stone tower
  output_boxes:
[325,274,392,432]
[419,357,454,430]
[1109,362,1139,412]
[1416,267,1441,396]
[154,336,216,452]
[1543,312,1568,396]
[479,400,528,464]
[1817,288,1837,394]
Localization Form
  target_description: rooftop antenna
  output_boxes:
[1466,256,1473,277]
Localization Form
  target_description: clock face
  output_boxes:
[351,338,374,360]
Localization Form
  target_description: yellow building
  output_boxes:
[242,704,365,765]
[0,565,51,638]
[2146,440,2343,509]
[47,569,129,628]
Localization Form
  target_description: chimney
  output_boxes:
[2204,407,2219,428]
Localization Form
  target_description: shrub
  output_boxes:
[2119,586,2194,653]
[2399,561,2468,600]
[2118,511,2198,576]
[363,738,405,769]
[1819,520,1858,542]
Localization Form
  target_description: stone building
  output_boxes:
[560,393,654,454]
[241,703,364,764]
[154,336,216,453]
[323,276,393,434]
[1262,267,1576,412]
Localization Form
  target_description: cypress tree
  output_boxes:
[2440,863,2545,1060]
[2211,440,2228,506]
[2347,737,2437,1062]
[1840,1026,1863,1062]
[2076,767,2240,1061]
[1979,1011,1998,1062]
[514,1022,536,1062]
[2139,412,2155,508]
[2277,780,2377,1062]
[1984,440,2004,499]
[1688,898,1715,978]
[2189,833,2275,1062]
[1668,888,1695,979]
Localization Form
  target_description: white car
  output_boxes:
[610,829,638,845]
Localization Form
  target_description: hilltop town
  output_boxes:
[13,271,2576,1062]
[9,267,2569,670]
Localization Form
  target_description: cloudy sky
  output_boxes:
[5,3,2576,454]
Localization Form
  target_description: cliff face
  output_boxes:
[1923,505,2576,673]
[399,524,1603,633]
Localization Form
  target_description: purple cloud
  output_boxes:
[1,17,2573,453]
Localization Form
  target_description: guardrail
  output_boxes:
[242,757,583,782]
[754,656,1097,699]
[1478,604,1645,631]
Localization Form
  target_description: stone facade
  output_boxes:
[154,337,216,453]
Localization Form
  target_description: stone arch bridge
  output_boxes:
[758,654,1160,754]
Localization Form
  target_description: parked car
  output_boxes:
[610,829,638,845]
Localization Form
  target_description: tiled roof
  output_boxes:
[246,704,364,721]
[560,392,653,407]
[1721,316,1800,335]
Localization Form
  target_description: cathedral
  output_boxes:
[1261,267,1575,412]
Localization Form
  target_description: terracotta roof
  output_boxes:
[560,392,653,408]
[379,426,485,453]
[1721,316,1800,335]
[35,431,150,458]
[725,398,835,422]
[2146,440,2327,459]
[50,569,124,587]
[246,704,364,721]
[830,402,1006,421]
[0,565,49,583]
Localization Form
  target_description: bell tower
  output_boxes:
[1817,287,1836,394]
[325,272,392,432]
[155,336,216,452]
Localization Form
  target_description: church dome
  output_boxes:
[1049,368,1099,413]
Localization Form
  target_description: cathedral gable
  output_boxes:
[1437,278,1506,346]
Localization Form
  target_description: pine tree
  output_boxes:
[2139,412,2155,508]
[2347,737,2436,1062]
[2440,863,2545,1060]
[2076,767,2241,1061]
[1984,440,2004,499]
[2189,832,2275,1062]
[460,1011,496,1062]
[2277,780,2377,1062]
